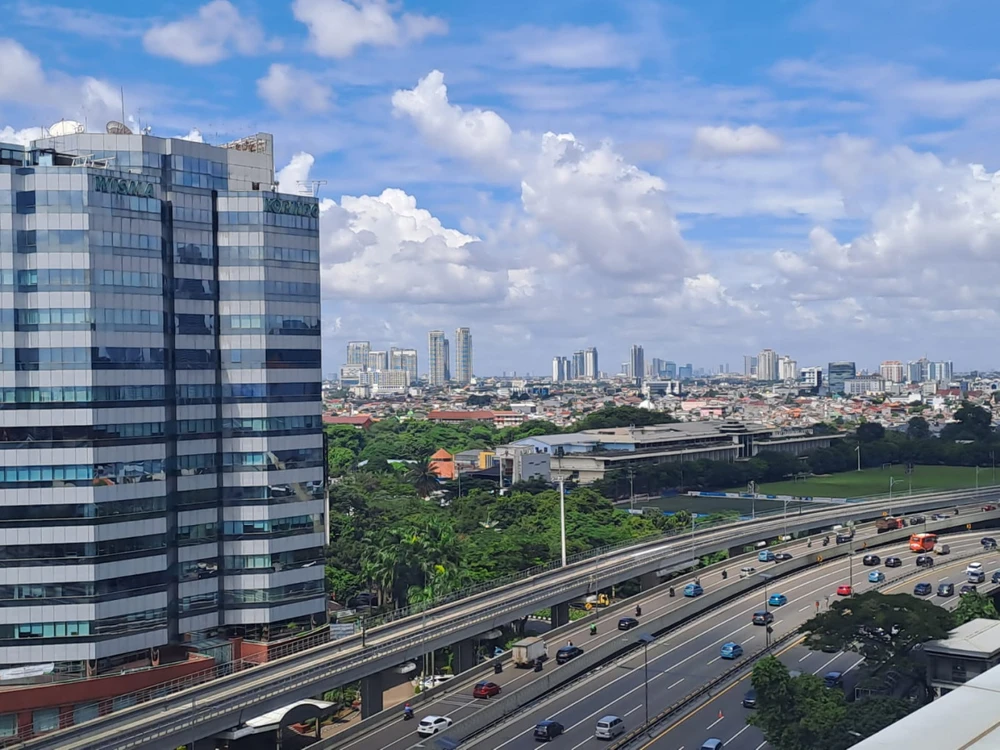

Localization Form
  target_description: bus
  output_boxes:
[910,533,937,552]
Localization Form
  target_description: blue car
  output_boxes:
[868,570,885,583]
[684,583,704,597]
[767,593,787,607]
[720,642,744,659]
[758,550,775,562]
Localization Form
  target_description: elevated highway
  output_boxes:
[14,487,997,750]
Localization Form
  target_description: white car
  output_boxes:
[417,716,453,736]
[967,562,984,576]
[415,674,455,690]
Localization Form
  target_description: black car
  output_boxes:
[982,537,997,549]
[916,555,935,568]
[556,646,583,664]
[775,552,793,561]
[992,571,1000,584]
[752,611,774,626]
[534,721,564,741]
[938,582,955,597]
[862,554,880,566]
[618,617,639,631]
[885,556,902,568]
[742,688,757,708]
[909,515,926,525]
[961,585,978,595]
[913,582,933,596]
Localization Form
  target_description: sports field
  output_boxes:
[729,464,999,500]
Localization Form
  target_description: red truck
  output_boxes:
[875,517,906,533]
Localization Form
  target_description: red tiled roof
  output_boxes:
[427,410,495,421]
[322,414,374,426]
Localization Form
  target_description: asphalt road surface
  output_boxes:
[458,531,996,750]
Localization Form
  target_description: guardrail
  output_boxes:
[14,489,998,750]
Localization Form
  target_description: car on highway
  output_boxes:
[968,562,986,583]
[740,566,756,578]
[935,543,951,556]
[742,688,757,708]
[823,671,844,688]
[837,584,853,596]
[885,556,902,568]
[720,642,744,659]
[913,582,933,596]
[932,513,950,520]
[700,739,724,750]
[417,716,453,736]
[862,554,880,566]
[868,570,885,583]
[961,585,978,595]
[916,555,935,568]
[534,720,564,741]
[938,582,955,597]
[556,645,583,664]
[775,552,793,561]
[684,583,704,597]
[595,715,625,740]
[983,505,997,512]
[909,515,926,525]
[472,681,501,698]
[982,537,997,549]
[768,593,788,606]
[758,550,776,562]
[618,617,639,631]
[992,571,1000,584]
[752,610,774,625]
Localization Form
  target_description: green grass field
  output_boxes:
[728,464,999,500]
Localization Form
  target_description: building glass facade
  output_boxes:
[0,132,325,680]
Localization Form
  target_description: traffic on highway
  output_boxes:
[455,530,997,750]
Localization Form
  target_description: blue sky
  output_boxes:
[4,0,1000,376]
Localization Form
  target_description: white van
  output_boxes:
[935,543,951,556]
[595,715,625,739]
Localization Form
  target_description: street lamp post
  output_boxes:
[889,477,900,514]
[690,513,697,567]
[783,497,789,541]
[992,451,996,484]
[557,475,568,567]
[855,444,861,472]
[639,634,654,728]
[628,467,635,511]
[760,573,773,649]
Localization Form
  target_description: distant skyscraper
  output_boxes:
[907,358,930,383]
[930,360,954,383]
[428,330,449,386]
[827,361,857,394]
[454,327,473,384]
[347,340,370,366]
[756,349,778,381]
[584,347,599,380]
[651,358,666,378]
[743,355,758,377]
[801,366,823,388]
[630,345,645,388]
[664,361,677,379]
[778,355,798,381]
[571,350,585,380]
[390,347,419,385]
[880,360,905,384]
[367,350,388,371]
[552,356,570,382]
[678,363,694,379]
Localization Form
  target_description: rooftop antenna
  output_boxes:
[297,180,327,197]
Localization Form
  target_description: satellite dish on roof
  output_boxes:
[48,120,84,137]
[106,120,134,135]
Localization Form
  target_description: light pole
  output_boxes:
[628,466,635,511]
[783,497,789,541]
[849,545,855,596]
[639,634,654,728]
[557,475,568,567]
[992,451,996,484]
[760,574,773,649]
[976,466,981,498]
[855,444,861,472]
[690,512,697,567]
[889,477,901,514]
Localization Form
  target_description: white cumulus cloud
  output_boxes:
[292,0,447,59]
[693,125,783,157]
[257,64,333,114]
[143,0,279,65]
[276,153,317,195]
[0,38,47,103]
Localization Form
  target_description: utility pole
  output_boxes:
[628,466,635,510]
[855,444,861,472]
[557,475,568,567]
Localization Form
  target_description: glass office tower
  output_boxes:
[0,130,326,685]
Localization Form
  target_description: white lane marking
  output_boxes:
[844,656,865,674]
[569,736,593,750]
[812,652,844,675]
[797,653,812,662]
[798,605,812,612]
[939,576,950,582]
[755,742,768,750]
[668,678,685,689]
[624,704,643,716]
[706,715,724,730]
[728,725,752,744]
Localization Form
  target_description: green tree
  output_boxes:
[327,447,356,477]
[953,591,1000,625]
[906,416,931,441]
[856,422,886,443]
[406,458,441,497]
[573,406,677,431]
[800,590,952,694]
[940,400,994,442]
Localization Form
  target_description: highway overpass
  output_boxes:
[12,487,996,750]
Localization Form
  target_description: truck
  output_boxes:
[875,517,905,534]
[512,637,548,668]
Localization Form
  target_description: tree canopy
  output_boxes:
[953,591,1000,626]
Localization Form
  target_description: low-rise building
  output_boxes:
[924,618,1000,698]
[503,421,840,484]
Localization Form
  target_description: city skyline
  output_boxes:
[5,4,1000,375]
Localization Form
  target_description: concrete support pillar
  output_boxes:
[360,670,384,718]
[639,571,659,591]
[551,602,570,628]
[453,638,477,675]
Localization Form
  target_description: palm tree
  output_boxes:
[407,458,441,498]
